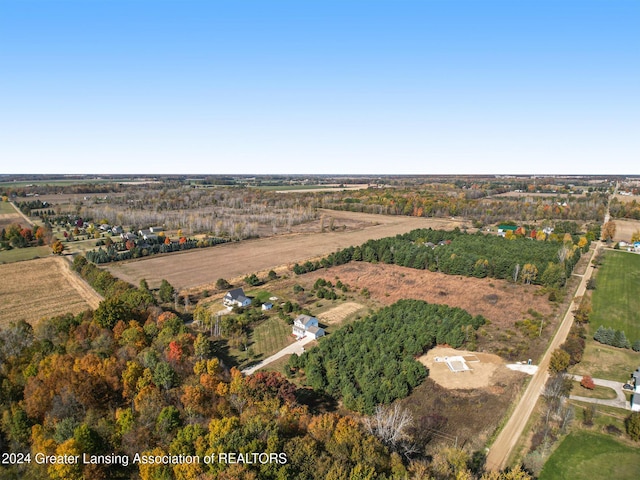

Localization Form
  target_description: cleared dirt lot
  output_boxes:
[301,262,553,327]
[106,210,470,290]
[418,346,516,390]
[0,257,97,327]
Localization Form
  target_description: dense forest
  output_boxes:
[294,228,590,287]
[289,300,485,414]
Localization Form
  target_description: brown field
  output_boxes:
[492,191,586,198]
[0,256,99,328]
[106,210,470,290]
[613,193,640,203]
[316,302,365,325]
[611,218,640,242]
[300,262,553,327]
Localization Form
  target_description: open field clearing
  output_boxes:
[300,262,553,327]
[590,250,640,342]
[0,246,52,264]
[270,183,370,193]
[610,218,640,242]
[105,210,469,290]
[316,302,365,325]
[0,257,99,327]
[0,201,18,214]
[570,342,640,383]
[492,191,586,198]
[539,431,640,480]
[613,193,640,203]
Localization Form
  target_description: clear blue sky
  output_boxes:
[1,0,638,175]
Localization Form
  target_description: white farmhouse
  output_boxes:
[223,288,252,309]
[292,314,325,340]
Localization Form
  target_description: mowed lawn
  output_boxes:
[230,315,294,368]
[591,251,640,342]
[0,246,52,263]
[0,201,18,214]
[539,430,640,480]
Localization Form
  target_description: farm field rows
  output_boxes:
[0,256,98,327]
[105,210,469,290]
[590,250,640,343]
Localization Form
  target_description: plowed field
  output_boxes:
[0,256,99,327]
[105,210,470,290]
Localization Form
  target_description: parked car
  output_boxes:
[622,383,634,391]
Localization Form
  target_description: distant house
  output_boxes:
[292,314,325,340]
[631,368,640,412]
[121,232,138,241]
[497,225,518,237]
[138,229,158,241]
[149,226,164,233]
[99,224,111,231]
[223,288,252,309]
[111,226,123,235]
[634,242,640,253]
[261,302,273,311]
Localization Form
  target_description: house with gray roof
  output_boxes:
[293,314,325,340]
[223,288,252,309]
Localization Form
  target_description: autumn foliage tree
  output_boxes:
[602,221,616,242]
[51,240,65,255]
[580,375,595,390]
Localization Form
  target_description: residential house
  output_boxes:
[121,232,138,241]
[138,229,158,242]
[149,226,164,233]
[223,288,252,309]
[497,225,518,237]
[99,224,111,231]
[111,226,123,235]
[261,302,273,311]
[631,368,640,412]
[292,314,325,340]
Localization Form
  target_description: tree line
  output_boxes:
[294,227,589,287]
[289,299,485,414]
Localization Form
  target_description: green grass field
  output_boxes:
[591,250,640,342]
[229,315,293,368]
[0,246,52,263]
[539,431,640,480]
[570,341,639,382]
[571,381,617,400]
[0,201,18,214]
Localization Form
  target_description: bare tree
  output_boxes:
[363,404,416,457]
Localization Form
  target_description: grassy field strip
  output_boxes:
[539,431,640,480]
[249,316,292,360]
[591,250,640,342]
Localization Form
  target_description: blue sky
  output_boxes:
[1,0,638,175]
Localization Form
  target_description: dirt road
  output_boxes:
[485,242,601,471]
[58,256,104,309]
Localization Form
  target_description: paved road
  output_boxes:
[569,374,629,409]
[485,241,601,471]
[242,335,315,375]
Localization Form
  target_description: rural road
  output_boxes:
[9,201,35,227]
[242,335,314,376]
[485,241,601,471]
